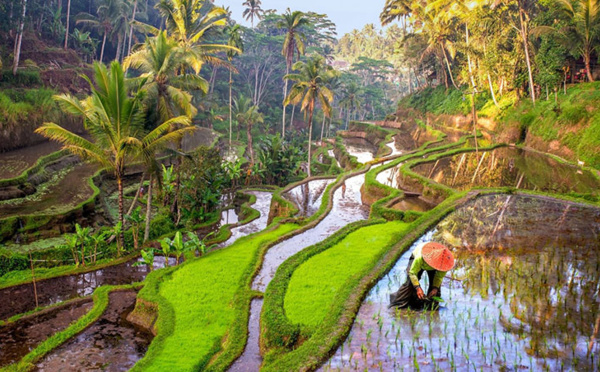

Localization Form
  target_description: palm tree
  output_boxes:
[339,82,363,129]
[234,95,263,165]
[125,31,209,240]
[226,24,244,147]
[35,61,193,250]
[242,0,264,28]
[285,56,335,177]
[156,0,235,73]
[556,0,600,82]
[124,30,207,121]
[278,10,309,137]
[77,0,124,62]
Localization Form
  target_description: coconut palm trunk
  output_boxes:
[441,45,458,89]
[117,175,125,251]
[144,174,153,242]
[99,31,107,62]
[247,122,254,164]
[127,0,138,56]
[229,69,233,146]
[320,113,326,144]
[518,0,536,104]
[12,0,28,76]
[282,65,289,136]
[584,53,595,82]
[307,107,314,177]
[64,0,71,49]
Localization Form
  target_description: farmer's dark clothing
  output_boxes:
[389,244,446,310]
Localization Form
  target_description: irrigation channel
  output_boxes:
[229,138,404,371]
[322,194,600,371]
[0,191,273,369]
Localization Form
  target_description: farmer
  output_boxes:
[389,242,455,310]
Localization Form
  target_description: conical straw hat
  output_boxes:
[422,242,455,271]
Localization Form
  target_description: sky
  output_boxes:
[214,0,386,37]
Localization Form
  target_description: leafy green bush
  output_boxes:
[0,69,42,86]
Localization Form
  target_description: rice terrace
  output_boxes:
[0,0,599,371]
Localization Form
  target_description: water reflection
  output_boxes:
[412,147,600,196]
[284,179,334,218]
[324,195,600,371]
[343,138,378,164]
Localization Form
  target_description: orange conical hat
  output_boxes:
[422,242,455,271]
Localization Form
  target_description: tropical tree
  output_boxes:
[278,10,309,137]
[35,61,194,249]
[285,55,335,177]
[339,82,363,129]
[242,0,264,28]
[124,30,205,121]
[555,0,600,82]
[77,0,125,62]
[234,95,264,164]
[156,0,235,73]
[226,24,244,147]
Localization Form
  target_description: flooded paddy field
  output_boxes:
[342,138,378,164]
[0,141,63,180]
[0,256,178,321]
[284,179,334,218]
[217,191,272,248]
[0,162,97,219]
[34,290,152,371]
[323,194,600,371]
[0,299,94,367]
[231,172,374,370]
[412,147,600,196]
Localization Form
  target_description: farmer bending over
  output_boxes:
[389,242,455,310]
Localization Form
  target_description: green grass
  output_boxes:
[134,223,297,371]
[284,221,409,328]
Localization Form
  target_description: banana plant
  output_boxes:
[134,249,156,271]
[75,224,91,266]
[172,231,185,264]
[89,230,108,264]
[160,236,173,267]
[65,234,80,266]
[185,232,207,256]
[162,164,176,206]
[126,206,144,250]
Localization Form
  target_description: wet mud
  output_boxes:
[34,290,153,372]
[323,194,600,371]
[0,299,93,368]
